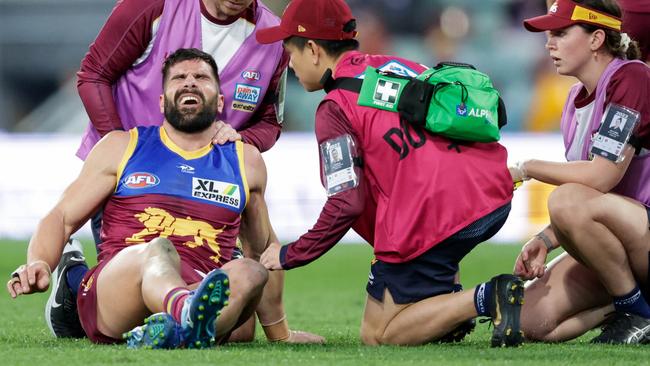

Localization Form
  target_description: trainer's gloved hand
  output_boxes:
[6,260,51,298]
[212,121,242,145]
[508,161,530,190]
[513,238,548,280]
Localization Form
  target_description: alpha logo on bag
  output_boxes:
[457,104,492,120]
[468,107,492,119]
[456,104,468,116]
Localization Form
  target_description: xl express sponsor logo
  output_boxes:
[124,172,160,189]
[192,177,241,208]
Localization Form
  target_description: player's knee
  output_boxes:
[231,259,268,295]
[146,237,180,262]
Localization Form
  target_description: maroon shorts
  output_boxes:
[77,257,206,344]
[76,259,119,344]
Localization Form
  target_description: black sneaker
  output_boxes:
[45,239,87,338]
[488,274,524,347]
[590,312,650,344]
[438,318,476,343]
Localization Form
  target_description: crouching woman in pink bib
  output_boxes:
[511,0,650,345]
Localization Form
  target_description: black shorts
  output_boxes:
[366,202,511,304]
[646,205,650,229]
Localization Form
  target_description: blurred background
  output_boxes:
[0,0,577,134]
[0,0,573,242]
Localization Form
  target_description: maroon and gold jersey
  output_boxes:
[98,126,249,276]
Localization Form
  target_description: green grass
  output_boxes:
[0,240,645,365]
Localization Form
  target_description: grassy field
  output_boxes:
[0,240,647,365]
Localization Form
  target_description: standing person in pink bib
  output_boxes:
[511,0,650,344]
[48,0,323,345]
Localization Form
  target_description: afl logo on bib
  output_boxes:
[242,70,261,82]
[124,172,160,189]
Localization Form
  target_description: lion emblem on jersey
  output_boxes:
[126,207,224,263]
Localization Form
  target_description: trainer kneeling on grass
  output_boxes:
[7,48,272,349]
[257,0,524,347]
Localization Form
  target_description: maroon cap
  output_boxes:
[256,0,357,44]
[524,0,621,32]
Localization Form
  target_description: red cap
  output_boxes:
[256,0,357,44]
[524,0,621,32]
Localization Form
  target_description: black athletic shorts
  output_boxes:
[366,202,511,304]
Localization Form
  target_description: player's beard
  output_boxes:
[164,89,219,133]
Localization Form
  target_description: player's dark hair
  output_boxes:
[162,48,221,87]
[284,37,360,58]
[575,0,641,60]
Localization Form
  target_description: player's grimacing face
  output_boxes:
[163,60,222,133]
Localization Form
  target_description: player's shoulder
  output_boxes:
[103,129,134,146]
[240,142,266,187]
[89,129,135,161]
[241,142,263,167]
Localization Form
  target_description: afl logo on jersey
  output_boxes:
[124,172,160,189]
[242,70,261,81]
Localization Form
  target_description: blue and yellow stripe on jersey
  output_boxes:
[114,126,248,213]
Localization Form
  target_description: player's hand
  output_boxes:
[6,260,51,298]
[260,242,283,270]
[282,330,326,344]
[212,121,242,145]
[514,238,548,280]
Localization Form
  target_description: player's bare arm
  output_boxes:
[239,143,273,260]
[7,131,130,298]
